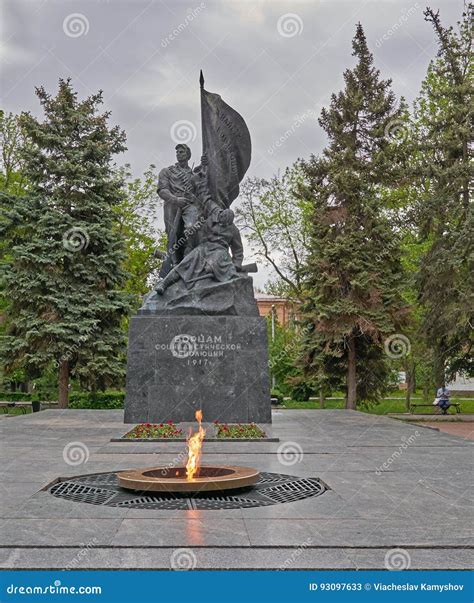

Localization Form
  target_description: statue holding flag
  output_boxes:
[199,70,251,211]
[124,72,271,424]
[145,72,257,316]
[156,143,206,276]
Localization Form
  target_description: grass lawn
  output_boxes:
[0,407,33,416]
[2,393,473,417]
[281,396,474,415]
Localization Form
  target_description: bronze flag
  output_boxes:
[200,71,251,209]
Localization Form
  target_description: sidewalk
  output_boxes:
[1,409,472,569]
[414,421,474,440]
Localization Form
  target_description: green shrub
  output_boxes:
[0,391,32,401]
[288,380,313,402]
[31,391,55,402]
[69,391,125,409]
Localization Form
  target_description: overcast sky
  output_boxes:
[0,0,465,286]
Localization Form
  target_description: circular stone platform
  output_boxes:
[118,465,260,493]
[46,470,328,510]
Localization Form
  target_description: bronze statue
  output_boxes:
[155,208,244,295]
[124,73,271,426]
[145,71,255,315]
[157,143,205,276]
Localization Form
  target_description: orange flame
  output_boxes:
[186,410,206,481]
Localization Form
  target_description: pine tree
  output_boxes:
[298,24,408,408]
[412,6,473,384]
[1,79,132,407]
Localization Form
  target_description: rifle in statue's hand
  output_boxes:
[236,263,258,273]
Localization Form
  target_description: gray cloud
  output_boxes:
[0,0,464,286]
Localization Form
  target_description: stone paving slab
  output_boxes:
[0,547,470,570]
[0,518,123,546]
[0,409,472,569]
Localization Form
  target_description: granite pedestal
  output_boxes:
[124,315,271,424]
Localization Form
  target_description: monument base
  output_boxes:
[124,315,271,424]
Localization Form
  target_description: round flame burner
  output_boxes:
[47,412,327,509]
[46,470,328,509]
[118,465,260,493]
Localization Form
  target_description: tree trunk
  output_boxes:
[405,366,412,413]
[411,363,417,393]
[434,346,446,388]
[423,383,430,402]
[319,388,325,409]
[58,360,69,409]
[404,359,415,412]
[346,335,357,410]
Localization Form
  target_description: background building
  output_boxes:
[254,292,300,326]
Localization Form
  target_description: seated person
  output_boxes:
[436,386,451,415]
[155,208,243,295]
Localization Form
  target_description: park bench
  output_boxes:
[409,401,461,414]
[0,401,31,414]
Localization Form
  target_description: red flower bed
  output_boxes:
[214,421,266,439]
[125,421,183,439]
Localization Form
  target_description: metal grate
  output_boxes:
[74,473,119,489]
[46,471,328,510]
[49,481,117,505]
[256,471,295,484]
[193,496,274,510]
[114,496,189,510]
[260,478,326,504]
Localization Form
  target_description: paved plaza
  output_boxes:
[0,409,472,570]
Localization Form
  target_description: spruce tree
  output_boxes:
[298,24,408,408]
[1,79,132,407]
[413,6,473,384]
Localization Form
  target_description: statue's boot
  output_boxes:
[155,270,180,295]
